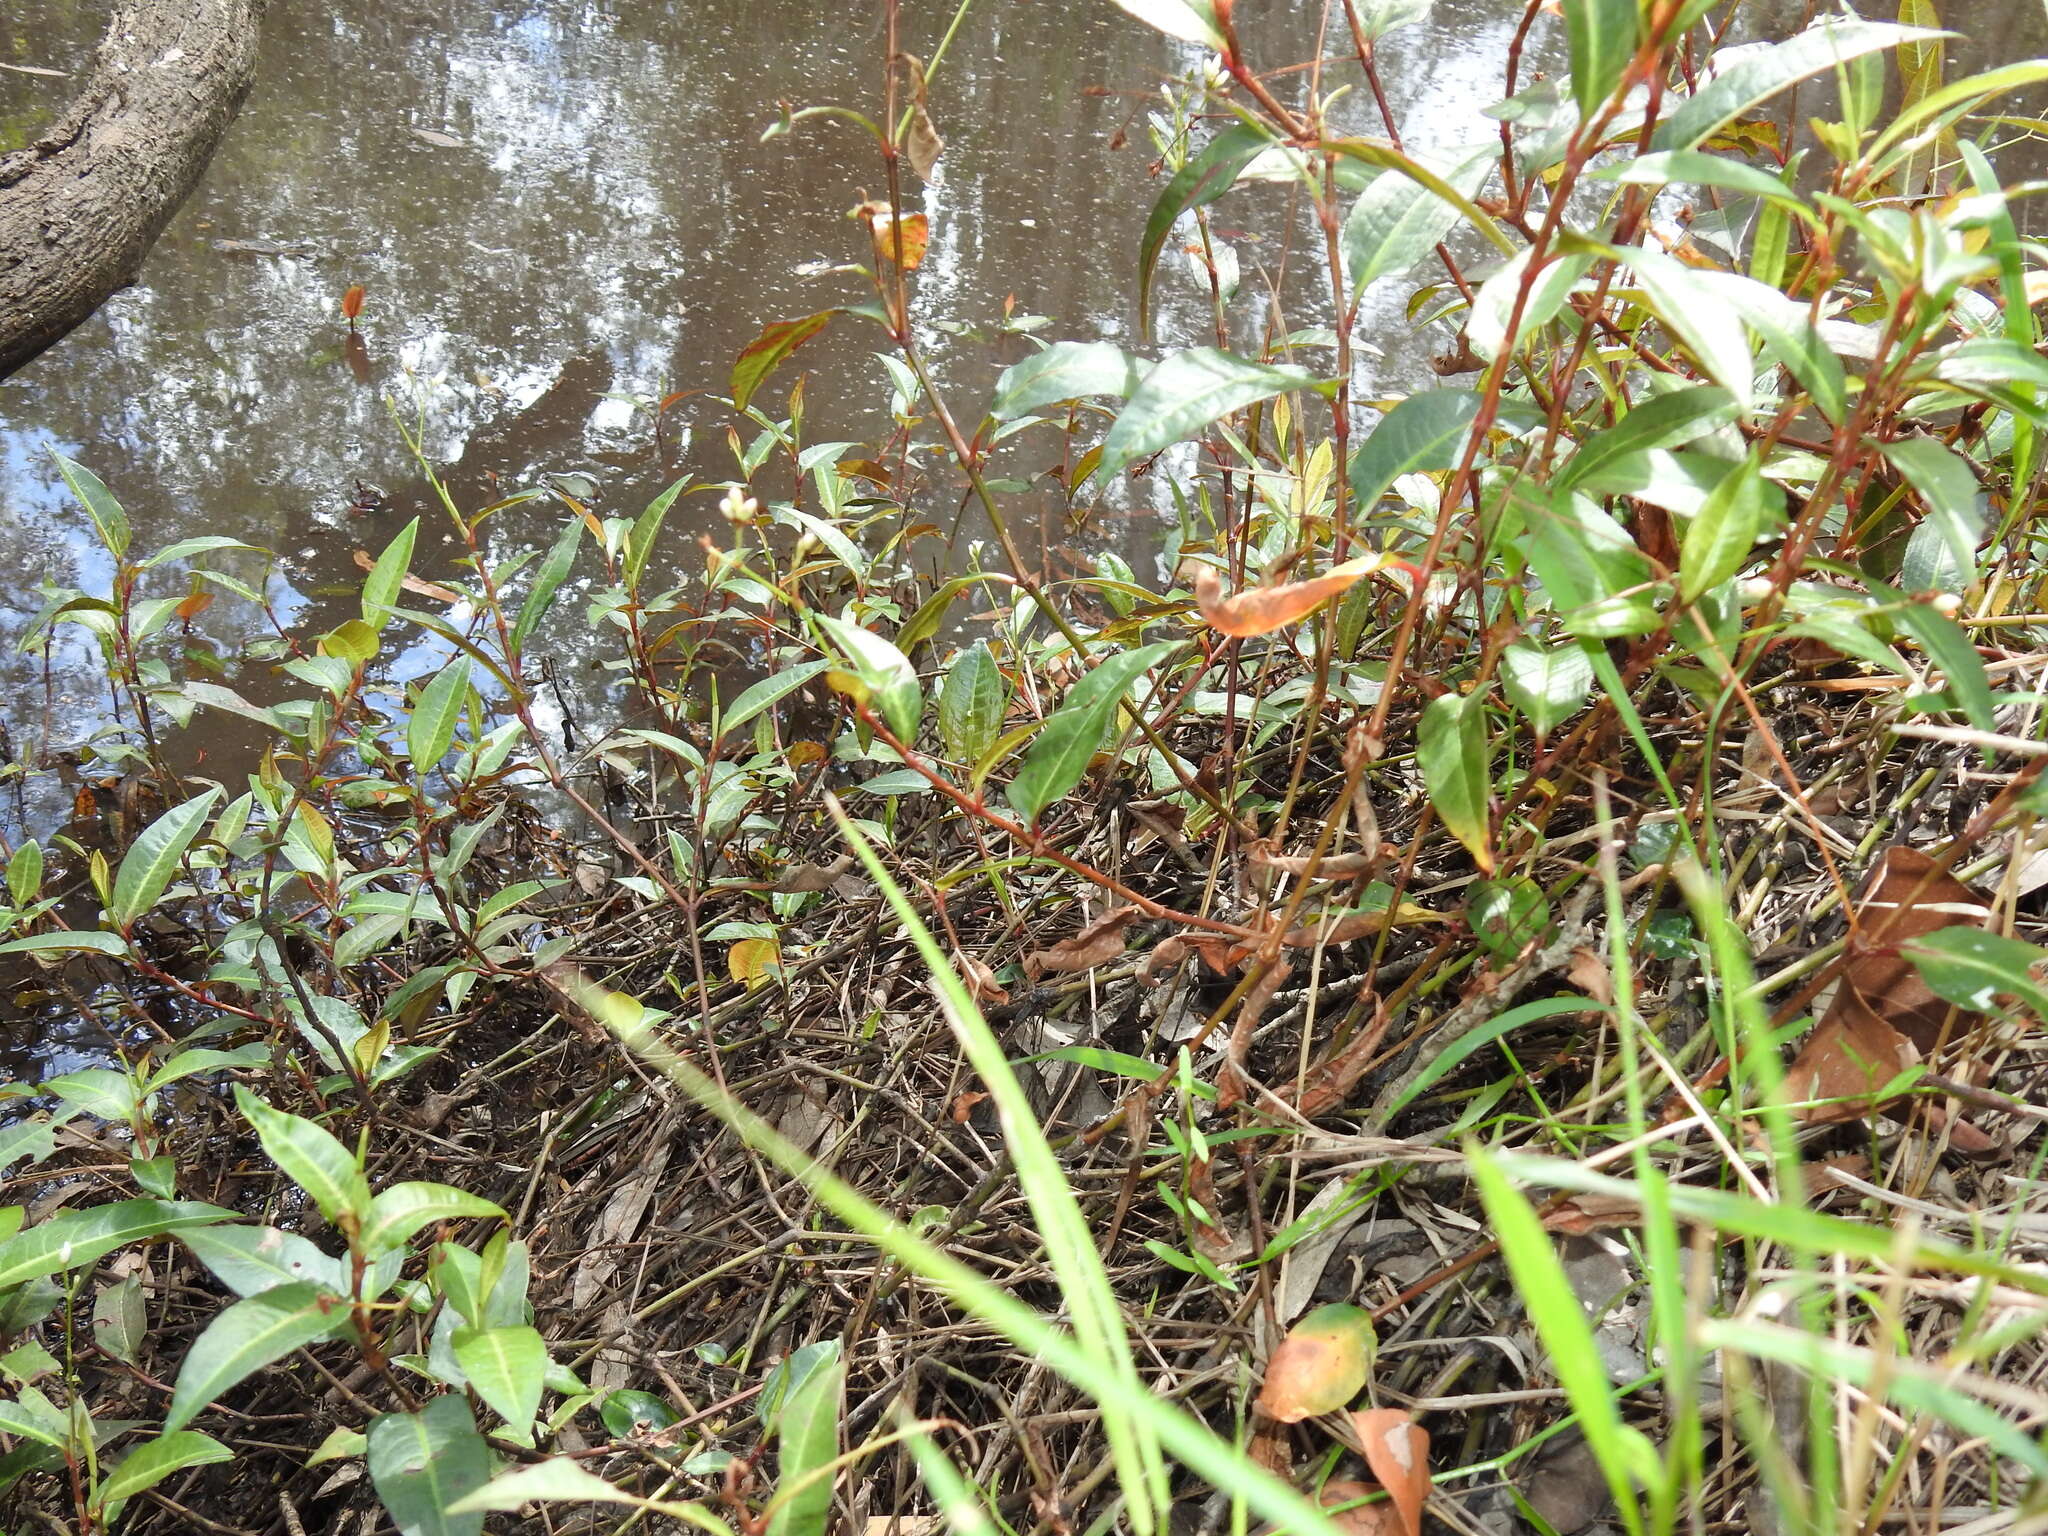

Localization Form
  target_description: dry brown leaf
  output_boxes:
[1022,906,1141,979]
[1289,995,1390,1118]
[1842,845,1991,1053]
[775,855,855,894]
[949,1090,989,1123]
[906,107,944,182]
[1351,1410,1429,1536]
[1316,1481,1405,1536]
[1542,1192,1644,1235]
[1566,947,1614,1007]
[1194,555,1399,638]
[728,936,781,986]
[1785,845,1993,1127]
[1218,956,1291,1109]
[1255,848,1381,879]
[953,948,1010,1005]
[1140,936,1188,981]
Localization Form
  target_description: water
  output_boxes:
[0,0,2039,829]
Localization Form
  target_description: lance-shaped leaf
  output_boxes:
[408,660,471,772]
[1007,642,1175,825]
[91,1431,232,1518]
[1883,437,1984,589]
[1108,0,1223,47]
[766,1337,844,1536]
[1349,390,1484,515]
[1654,17,1944,152]
[938,641,1007,762]
[234,1089,371,1229]
[1099,349,1323,481]
[992,341,1141,421]
[813,613,922,743]
[1564,0,1643,119]
[0,1200,231,1290]
[1139,125,1276,334]
[1342,143,1495,295]
[360,518,420,629]
[164,1282,351,1431]
[367,1396,493,1536]
[50,450,131,560]
[109,789,222,932]
[733,312,835,412]
[357,1183,506,1258]
[1418,692,1493,873]
[509,517,583,655]
[1679,451,1778,602]
[453,1324,548,1440]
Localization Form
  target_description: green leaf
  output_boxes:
[1138,126,1276,334]
[319,619,380,667]
[937,642,1007,763]
[366,1396,492,1536]
[1006,642,1175,825]
[1895,602,1996,731]
[1499,641,1594,741]
[1904,928,2048,1021]
[357,1183,506,1258]
[1348,390,1483,514]
[1468,1147,1652,1529]
[139,535,259,569]
[720,660,832,740]
[1564,0,1642,119]
[233,1089,371,1230]
[447,1457,648,1514]
[1654,17,1944,152]
[1418,692,1492,873]
[991,342,1141,421]
[732,312,835,413]
[0,930,127,958]
[626,477,689,591]
[0,1200,231,1291]
[1556,386,1738,492]
[509,518,583,655]
[408,660,472,772]
[1350,0,1431,42]
[452,1325,547,1440]
[1706,271,1847,425]
[1621,247,1756,410]
[1517,492,1661,638]
[1383,996,1595,1120]
[1468,877,1552,962]
[7,842,43,906]
[177,1225,349,1299]
[109,789,221,932]
[91,1274,147,1365]
[50,451,131,560]
[1107,0,1223,47]
[0,1396,67,1449]
[1596,150,1810,214]
[813,614,922,743]
[163,1282,350,1432]
[1468,247,1593,360]
[92,1431,233,1516]
[1883,437,1984,588]
[766,1339,843,1536]
[41,1069,138,1124]
[361,519,420,631]
[1680,452,1774,602]
[1100,349,1322,481]
[1342,143,1495,295]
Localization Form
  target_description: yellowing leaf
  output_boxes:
[1256,1302,1375,1423]
[729,936,782,986]
[859,203,931,271]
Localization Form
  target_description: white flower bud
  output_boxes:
[1931,591,1963,617]
[1740,576,1775,603]
[720,485,760,526]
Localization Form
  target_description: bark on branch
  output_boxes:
[0,0,265,379]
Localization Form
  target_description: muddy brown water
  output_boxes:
[0,0,2040,1018]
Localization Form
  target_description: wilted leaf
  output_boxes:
[1194,552,1405,637]
[1256,1302,1375,1423]
[906,108,944,182]
[1352,1409,1430,1536]
[859,202,931,271]
[1022,907,1141,979]
[953,950,1009,1005]
[341,284,366,323]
